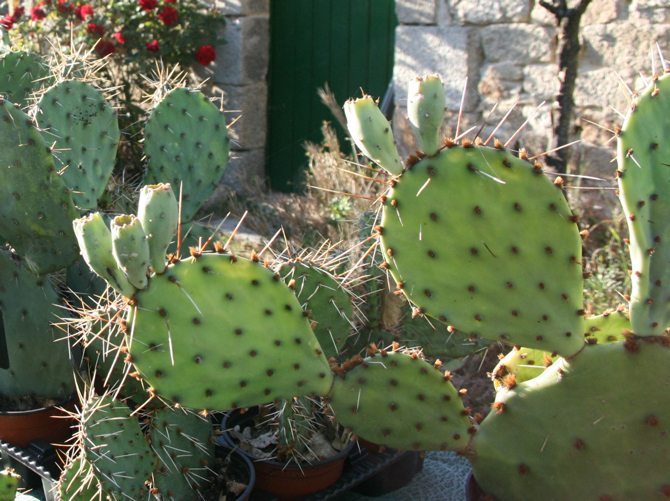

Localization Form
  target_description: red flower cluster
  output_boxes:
[95,40,115,57]
[31,5,47,21]
[113,32,125,44]
[146,39,159,52]
[75,4,94,20]
[139,0,156,11]
[158,5,178,25]
[195,45,215,66]
[87,23,104,36]
[1,5,23,30]
[57,0,74,14]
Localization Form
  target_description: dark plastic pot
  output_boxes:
[215,444,256,501]
[0,395,76,448]
[465,471,490,501]
[221,408,355,501]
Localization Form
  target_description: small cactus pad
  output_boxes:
[401,314,492,359]
[329,351,471,451]
[584,309,630,344]
[137,183,179,274]
[344,95,403,175]
[149,408,214,499]
[407,75,446,156]
[0,468,19,501]
[73,213,136,297]
[82,395,157,499]
[491,346,556,389]
[58,455,105,501]
[617,71,670,336]
[127,253,333,410]
[111,214,151,290]
[0,51,51,108]
[0,98,80,274]
[36,80,119,211]
[282,262,354,360]
[144,88,230,222]
[473,341,670,500]
[380,145,585,357]
[0,250,75,399]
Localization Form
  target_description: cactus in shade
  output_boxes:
[0,250,75,400]
[327,72,670,500]
[35,80,120,211]
[144,87,230,223]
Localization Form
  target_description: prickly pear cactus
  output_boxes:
[329,349,472,451]
[379,145,585,357]
[0,97,80,274]
[0,51,51,108]
[58,454,106,501]
[126,253,334,410]
[36,80,120,211]
[617,71,670,337]
[0,250,75,399]
[144,88,230,222]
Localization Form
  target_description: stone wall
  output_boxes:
[394,0,670,216]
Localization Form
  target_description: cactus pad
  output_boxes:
[0,98,79,273]
[127,253,333,410]
[58,455,105,501]
[617,71,670,336]
[329,350,472,451]
[36,80,119,211]
[380,145,585,357]
[472,341,670,500]
[144,88,230,222]
[0,51,51,108]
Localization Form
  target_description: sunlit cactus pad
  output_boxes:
[473,341,670,500]
[0,51,51,108]
[329,351,471,451]
[144,88,230,222]
[127,253,333,410]
[36,80,119,211]
[380,145,585,357]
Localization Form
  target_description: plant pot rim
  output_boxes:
[0,393,77,416]
[215,443,257,501]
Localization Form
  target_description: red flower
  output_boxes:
[13,6,25,17]
[57,0,74,14]
[139,0,156,10]
[87,23,104,35]
[95,40,115,57]
[30,6,46,21]
[113,32,125,44]
[165,0,176,2]
[195,45,216,66]
[0,15,14,30]
[75,4,94,20]
[158,5,178,25]
[146,39,159,52]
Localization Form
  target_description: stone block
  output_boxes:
[582,0,619,25]
[478,64,522,104]
[212,15,269,85]
[216,0,269,15]
[523,64,559,101]
[208,81,268,151]
[221,149,267,195]
[582,22,670,73]
[396,0,438,24]
[574,68,629,111]
[481,24,556,64]
[449,0,531,25]
[530,2,556,25]
[394,26,482,112]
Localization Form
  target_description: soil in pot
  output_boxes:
[200,445,255,501]
[220,405,355,501]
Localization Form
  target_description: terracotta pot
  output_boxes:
[0,395,76,449]
[220,408,354,501]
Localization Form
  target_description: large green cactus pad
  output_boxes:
[37,80,119,211]
[617,72,670,336]
[0,250,75,399]
[127,253,333,410]
[0,51,51,108]
[58,455,106,501]
[329,351,471,451]
[82,395,157,500]
[0,99,79,273]
[144,88,230,222]
[380,145,585,357]
[472,342,670,500]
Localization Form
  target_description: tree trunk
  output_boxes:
[540,0,593,173]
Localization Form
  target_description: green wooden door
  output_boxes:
[267,0,397,192]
